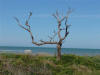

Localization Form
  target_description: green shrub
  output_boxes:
[0,53,100,75]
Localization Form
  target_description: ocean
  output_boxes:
[0,46,100,56]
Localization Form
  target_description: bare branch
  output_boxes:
[48,30,57,42]
[52,10,60,22]
[48,36,53,41]
[56,10,59,18]
[14,17,30,32]
[53,30,57,38]
[27,26,58,46]
[52,14,59,22]
[25,12,32,27]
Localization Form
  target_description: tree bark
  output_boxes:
[57,44,61,60]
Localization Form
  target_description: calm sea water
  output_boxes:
[0,46,100,56]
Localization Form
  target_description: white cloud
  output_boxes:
[71,14,100,18]
[28,13,100,19]
[32,14,51,18]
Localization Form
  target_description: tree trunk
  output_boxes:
[57,44,61,60]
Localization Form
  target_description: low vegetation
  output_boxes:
[0,53,100,75]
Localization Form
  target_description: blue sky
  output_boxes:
[0,0,100,49]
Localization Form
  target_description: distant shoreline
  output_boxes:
[0,46,100,56]
[0,46,100,50]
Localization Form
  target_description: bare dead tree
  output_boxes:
[14,10,72,60]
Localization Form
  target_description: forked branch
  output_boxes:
[14,12,58,46]
[53,9,72,41]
